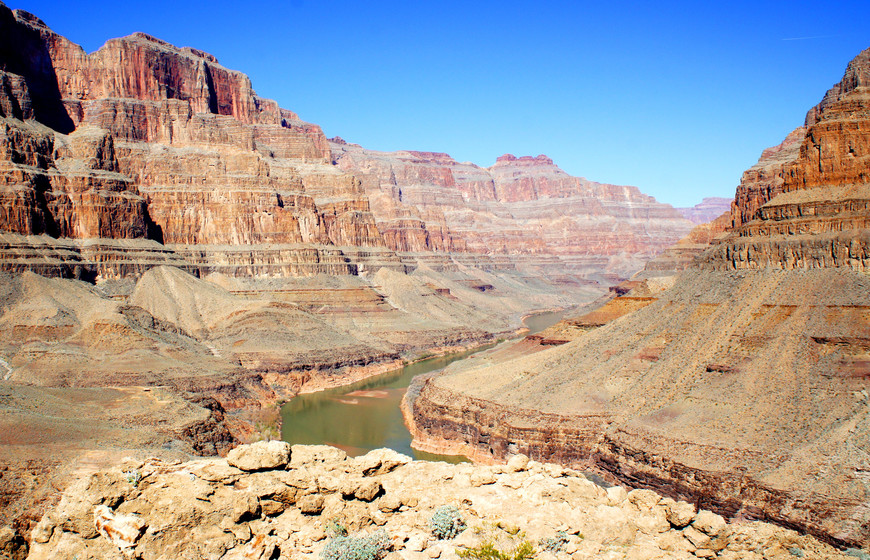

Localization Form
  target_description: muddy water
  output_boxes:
[279,310,566,460]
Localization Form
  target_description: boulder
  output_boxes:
[227,441,291,472]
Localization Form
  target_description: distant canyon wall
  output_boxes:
[0,3,694,280]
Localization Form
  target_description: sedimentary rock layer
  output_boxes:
[409,269,870,548]
[705,47,870,271]
[0,3,693,282]
[332,143,695,278]
[677,197,732,224]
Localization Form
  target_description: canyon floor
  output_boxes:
[0,262,602,546]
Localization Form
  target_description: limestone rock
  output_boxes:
[93,505,145,552]
[605,485,627,506]
[226,441,291,472]
[354,448,411,476]
[661,498,695,528]
[693,510,727,537]
[298,494,325,515]
[627,488,661,511]
[25,448,853,560]
[506,454,530,473]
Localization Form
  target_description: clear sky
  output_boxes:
[9,0,870,207]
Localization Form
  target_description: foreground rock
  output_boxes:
[24,444,852,560]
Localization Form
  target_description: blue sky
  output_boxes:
[10,0,870,207]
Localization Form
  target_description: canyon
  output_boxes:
[407,46,870,549]
[1,0,867,557]
[0,2,704,553]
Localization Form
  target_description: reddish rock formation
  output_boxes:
[705,47,870,271]
[331,143,694,278]
[0,2,696,283]
[677,197,732,224]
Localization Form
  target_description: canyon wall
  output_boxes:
[332,143,694,278]
[703,47,870,271]
[677,197,731,224]
[0,2,693,282]
[408,46,870,548]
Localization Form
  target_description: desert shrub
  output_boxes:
[846,549,870,560]
[326,518,349,538]
[539,530,568,553]
[320,529,390,560]
[430,505,466,540]
[123,470,142,487]
[458,540,536,560]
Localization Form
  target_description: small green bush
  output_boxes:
[124,470,142,487]
[320,529,390,560]
[458,540,536,560]
[539,530,568,553]
[430,505,466,540]
[326,518,348,538]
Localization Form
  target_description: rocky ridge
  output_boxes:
[331,143,694,279]
[18,442,854,560]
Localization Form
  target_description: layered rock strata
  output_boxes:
[0,3,692,282]
[23,443,854,560]
[332,144,695,279]
[407,47,870,549]
[704,47,870,271]
[677,197,732,224]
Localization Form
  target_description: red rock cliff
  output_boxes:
[706,47,870,271]
[0,2,695,280]
[332,142,694,277]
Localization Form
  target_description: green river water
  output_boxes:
[280,310,566,461]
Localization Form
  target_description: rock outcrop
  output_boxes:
[332,143,695,279]
[704,47,870,271]
[407,47,870,549]
[23,444,854,560]
[677,197,732,224]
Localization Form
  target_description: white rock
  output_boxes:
[93,505,146,551]
[692,510,726,537]
[661,498,695,528]
[606,485,627,506]
[507,454,530,472]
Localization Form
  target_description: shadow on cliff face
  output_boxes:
[0,5,75,133]
[144,207,165,244]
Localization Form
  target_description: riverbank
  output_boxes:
[278,308,568,459]
[402,269,870,550]
[280,309,564,462]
